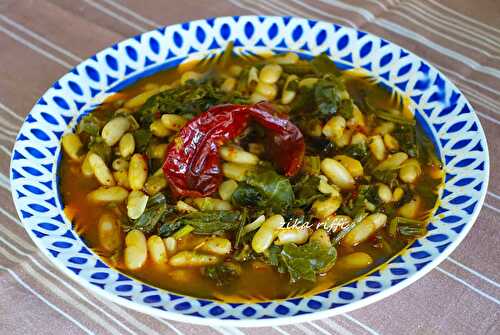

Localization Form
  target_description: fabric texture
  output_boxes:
[0,0,498,334]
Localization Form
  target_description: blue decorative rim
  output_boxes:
[10,16,489,326]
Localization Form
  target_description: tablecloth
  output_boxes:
[0,1,499,334]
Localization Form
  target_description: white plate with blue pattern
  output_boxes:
[9,16,489,327]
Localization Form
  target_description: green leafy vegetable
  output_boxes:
[88,138,112,164]
[281,63,314,75]
[311,54,341,77]
[137,79,247,125]
[388,216,427,238]
[314,77,349,118]
[342,142,368,162]
[280,241,337,282]
[373,109,416,126]
[203,262,241,286]
[392,124,417,157]
[77,114,101,136]
[245,166,294,213]
[415,124,440,167]
[302,155,321,175]
[231,184,265,208]
[174,210,241,235]
[293,175,326,207]
[133,128,152,153]
[130,193,173,234]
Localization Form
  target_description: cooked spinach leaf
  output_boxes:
[204,262,241,286]
[245,166,294,213]
[137,79,248,125]
[231,184,265,208]
[311,54,341,77]
[280,241,337,282]
[342,142,368,162]
[133,128,153,153]
[77,114,101,136]
[174,210,241,235]
[293,175,326,207]
[128,193,174,234]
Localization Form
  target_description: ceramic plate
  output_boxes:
[10,16,489,327]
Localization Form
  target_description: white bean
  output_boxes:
[81,153,94,177]
[163,237,177,254]
[222,162,254,181]
[249,92,267,103]
[398,197,420,219]
[399,159,421,183]
[128,153,148,190]
[252,214,285,253]
[113,171,130,189]
[150,143,168,159]
[374,122,395,135]
[87,186,129,203]
[242,215,266,235]
[88,153,115,186]
[169,251,219,267]
[299,77,318,88]
[392,187,404,202]
[228,65,242,77]
[254,81,278,100]
[127,190,149,219]
[351,132,367,145]
[147,235,167,264]
[112,158,129,172]
[248,67,259,85]
[275,228,310,245]
[193,197,232,211]
[334,129,352,148]
[309,229,332,248]
[375,152,408,171]
[98,213,122,252]
[322,115,346,140]
[101,117,130,146]
[144,174,168,195]
[124,88,160,108]
[218,180,238,201]
[62,133,84,161]
[336,252,373,269]
[334,155,363,178]
[378,183,392,203]
[220,145,259,165]
[119,133,135,157]
[369,135,386,160]
[259,64,282,84]
[281,74,298,105]
[161,114,188,131]
[312,196,342,219]
[198,237,232,255]
[383,133,399,151]
[150,120,171,138]
[273,52,299,64]
[221,77,236,92]
[347,104,365,128]
[176,200,198,212]
[124,229,147,270]
[320,158,355,190]
[342,213,387,247]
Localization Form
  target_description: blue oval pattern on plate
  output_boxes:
[9,16,489,326]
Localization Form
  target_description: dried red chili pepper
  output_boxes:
[163,102,305,197]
